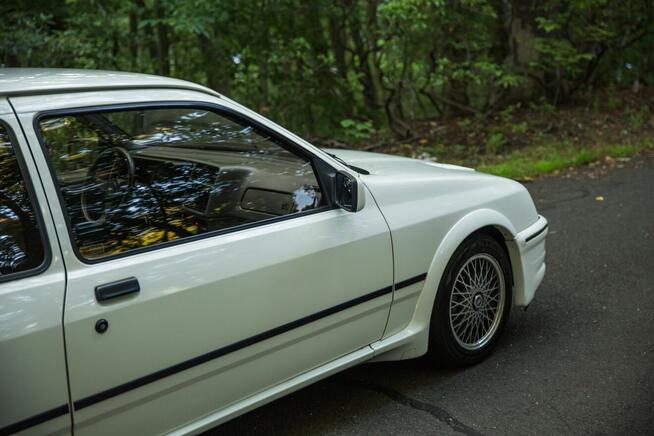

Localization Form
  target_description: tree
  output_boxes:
[2,0,652,138]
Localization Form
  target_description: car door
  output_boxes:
[0,102,71,434]
[12,89,394,435]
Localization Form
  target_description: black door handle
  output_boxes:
[95,277,140,302]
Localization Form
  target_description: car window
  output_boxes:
[0,123,46,276]
[37,107,326,261]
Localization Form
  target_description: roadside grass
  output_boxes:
[474,141,652,180]
[344,88,654,181]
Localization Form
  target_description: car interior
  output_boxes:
[38,108,326,259]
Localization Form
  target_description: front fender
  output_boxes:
[372,208,521,361]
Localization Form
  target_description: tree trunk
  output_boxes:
[197,33,230,95]
[135,0,157,70]
[3,51,19,67]
[328,15,348,82]
[128,8,138,70]
[347,0,381,112]
[155,0,170,76]
[489,0,540,107]
[327,9,355,113]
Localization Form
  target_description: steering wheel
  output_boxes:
[81,146,135,223]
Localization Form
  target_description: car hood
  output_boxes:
[323,148,475,177]
[323,148,538,235]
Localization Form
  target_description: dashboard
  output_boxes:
[59,147,324,258]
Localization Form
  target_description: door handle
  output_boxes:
[95,277,140,302]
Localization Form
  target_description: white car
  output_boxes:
[0,69,547,435]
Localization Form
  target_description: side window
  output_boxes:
[0,123,45,276]
[38,107,326,261]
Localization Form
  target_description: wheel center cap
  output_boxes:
[473,293,483,310]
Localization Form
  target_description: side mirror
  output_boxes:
[334,172,365,212]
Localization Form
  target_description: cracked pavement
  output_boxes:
[208,153,654,435]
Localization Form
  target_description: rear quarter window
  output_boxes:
[0,123,46,278]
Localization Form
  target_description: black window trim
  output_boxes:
[0,118,52,284]
[32,101,340,265]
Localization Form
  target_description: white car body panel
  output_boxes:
[170,346,374,435]
[0,68,222,98]
[0,104,71,435]
[11,90,394,435]
[61,202,393,436]
[326,149,542,343]
[0,69,547,435]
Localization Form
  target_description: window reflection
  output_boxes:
[0,125,45,275]
[39,108,325,260]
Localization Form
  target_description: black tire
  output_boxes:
[428,232,512,367]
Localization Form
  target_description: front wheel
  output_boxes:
[428,233,512,367]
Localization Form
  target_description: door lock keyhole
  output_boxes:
[95,319,109,334]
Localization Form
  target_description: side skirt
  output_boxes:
[168,346,374,435]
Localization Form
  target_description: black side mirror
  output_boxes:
[334,172,358,212]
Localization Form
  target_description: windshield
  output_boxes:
[103,109,280,152]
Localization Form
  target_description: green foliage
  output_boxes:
[511,122,529,134]
[500,104,518,123]
[626,105,649,130]
[457,118,472,130]
[1,0,653,139]
[531,38,594,76]
[340,119,375,142]
[529,98,557,114]
[478,142,644,180]
[605,90,623,111]
[485,131,506,154]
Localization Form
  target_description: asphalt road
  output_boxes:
[209,153,654,435]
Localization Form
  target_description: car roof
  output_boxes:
[0,68,221,98]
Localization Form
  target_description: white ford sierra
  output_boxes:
[0,69,547,435]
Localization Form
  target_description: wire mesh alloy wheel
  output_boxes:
[448,253,506,351]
